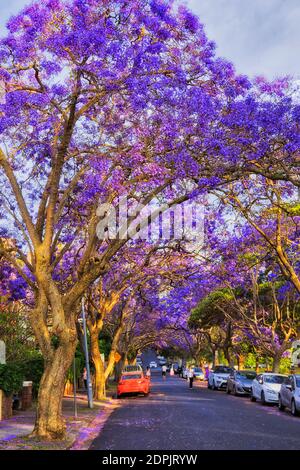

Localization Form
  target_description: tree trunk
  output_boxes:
[212,348,219,368]
[272,354,281,373]
[237,355,245,369]
[90,328,106,400]
[224,347,234,367]
[128,349,140,365]
[31,341,77,440]
[105,321,124,381]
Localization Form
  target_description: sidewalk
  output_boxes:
[0,390,119,450]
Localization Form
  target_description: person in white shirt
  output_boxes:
[188,367,194,388]
[161,364,167,379]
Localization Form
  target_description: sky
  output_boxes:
[0,0,299,79]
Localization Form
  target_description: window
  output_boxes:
[264,375,285,384]
[236,371,257,380]
[121,374,142,381]
[214,366,233,374]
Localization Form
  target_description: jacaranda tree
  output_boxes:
[1,0,299,441]
[0,0,256,439]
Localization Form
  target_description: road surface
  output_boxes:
[90,372,300,450]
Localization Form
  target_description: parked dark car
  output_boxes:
[227,370,257,395]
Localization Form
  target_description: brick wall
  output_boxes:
[0,389,12,420]
[21,382,32,411]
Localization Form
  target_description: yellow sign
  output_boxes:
[114,352,122,363]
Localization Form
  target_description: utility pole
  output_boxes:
[73,357,78,418]
[81,298,93,409]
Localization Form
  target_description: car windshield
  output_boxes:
[123,365,141,373]
[237,371,257,380]
[214,367,232,374]
[121,375,142,381]
[264,375,285,384]
[295,376,300,387]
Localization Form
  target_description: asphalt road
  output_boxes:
[90,372,300,450]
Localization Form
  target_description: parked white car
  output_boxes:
[250,373,287,404]
[149,361,158,368]
[193,367,205,380]
[278,374,300,416]
[182,367,189,379]
[208,366,234,390]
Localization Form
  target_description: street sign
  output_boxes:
[114,352,122,363]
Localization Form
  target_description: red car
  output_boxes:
[117,372,150,398]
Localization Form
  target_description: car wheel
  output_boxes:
[261,391,267,406]
[291,400,299,417]
[207,381,211,389]
[250,390,256,402]
[211,380,216,391]
[278,395,285,411]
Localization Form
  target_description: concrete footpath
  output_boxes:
[0,392,119,450]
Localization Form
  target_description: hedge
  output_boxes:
[0,357,44,397]
[0,363,24,396]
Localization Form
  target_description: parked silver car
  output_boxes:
[208,366,234,390]
[278,374,300,416]
[227,370,257,395]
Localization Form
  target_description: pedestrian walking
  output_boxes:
[204,364,210,381]
[170,366,174,376]
[161,364,167,379]
[146,366,151,379]
[188,367,194,388]
[83,367,87,390]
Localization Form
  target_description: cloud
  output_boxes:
[186,0,300,79]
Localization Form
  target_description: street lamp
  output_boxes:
[79,298,93,409]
